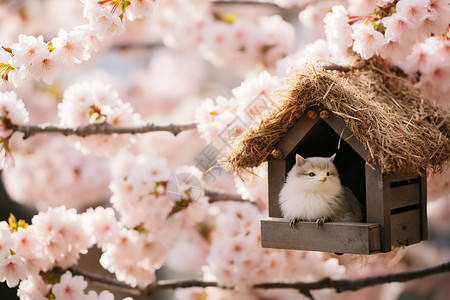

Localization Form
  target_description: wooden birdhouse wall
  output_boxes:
[262,106,428,255]
[365,167,427,252]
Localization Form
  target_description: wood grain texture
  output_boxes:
[385,173,420,183]
[261,217,381,254]
[365,164,391,252]
[391,210,421,246]
[390,183,421,210]
[420,175,428,240]
[275,110,321,157]
[268,158,288,218]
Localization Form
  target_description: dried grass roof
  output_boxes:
[224,58,450,176]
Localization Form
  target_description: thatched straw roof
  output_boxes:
[224,59,450,176]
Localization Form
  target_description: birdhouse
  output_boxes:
[224,59,450,255]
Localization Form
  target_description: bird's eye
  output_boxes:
[326,172,330,176]
[308,172,315,177]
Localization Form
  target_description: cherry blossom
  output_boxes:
[9,35,48,68]
[196,71,280,145]
[0,91,29,136]
[84,206,122,248]
[125,0,155,21]
[324,5,353,59]
[16,275,49,300]
[58,81,142,156]
[351,22,386,59]
[2,137,111,210]
[52,271,87,300]
[51,28,91,65]
[0,0,448,299]
[400,36,450,105]
[0,221,13,257]
[0,255,27,288]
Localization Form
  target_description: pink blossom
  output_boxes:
[85,290,115,300]
[397,0,428,23]
[109,156,172,230]
[51,28,91,65]
[99,228,162,288]
[166,228,209,275]
[379,13,416,61]
[30,206,93,268]
[382,14,415,43]
[12,227,39,259]
[347,0,378,15]
[0,222,13,258]
[420,0,450,37]
[379,39,413,61]
[84,5,125,40]
[28,50,62,84]
[232,71,280,104]
[75,25,101,53]
[6,66,26,87]
[126,0,155,21]
[195,96,240,143]
[17,275,49,300]
[298,1,338,40]
[324,5,353,59]
[377,0,395,7]
[230,19,258,53]
[302,39,332,61]
[52,271,87,300]
[58,81,141,156]
[3,137,111,210]
[9,35,48,68]
[0,255,27,287]
[351,22,385,59]
[0,91,30,130]
[84,207,121,248]
[257,15,295,68]
[0,148,15,169]
[200,22,235,66]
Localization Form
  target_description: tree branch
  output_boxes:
[252,261,450,293]
[204,188,248,203]
[7,122,198,139]
[69,262,450,298]
[67,268,141,296]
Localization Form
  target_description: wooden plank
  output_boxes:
[420,176,428,240]
[391,210,421,246]
[385,173,419,183]
[323,113,370,159]
[261,218,381,255]
[365,164,391,252]
[390,182,421,210]
[268,158,287,218]
[275,110,321,158]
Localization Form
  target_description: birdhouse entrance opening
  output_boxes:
[287,119,367,222]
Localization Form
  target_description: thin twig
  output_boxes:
[204,188,248,203]
[7,122,198,139]
[68,262,450,297]
[322,63,353,72]
[67,268,141,296]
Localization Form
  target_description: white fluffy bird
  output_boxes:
[279,154,362,229]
